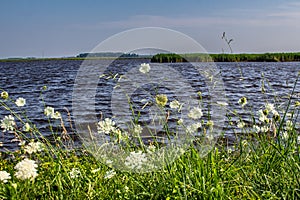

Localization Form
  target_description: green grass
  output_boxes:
[0,70,299,199]
[151,52,300,62]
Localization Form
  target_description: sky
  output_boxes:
[1,0,300,58]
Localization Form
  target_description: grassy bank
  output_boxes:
[151,52,300,62]
[0,64,299,199]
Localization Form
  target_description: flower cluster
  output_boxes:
[0,171,11,183]
[188,107,203,120]
[97,118,116,134]
[24,141,44,154]
[14,158,38,181]
[69,168,81,179]
[44,106,61,119]
[125,151,147,170]
[0,115,16,132]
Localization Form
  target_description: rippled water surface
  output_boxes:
[1,59,299,150]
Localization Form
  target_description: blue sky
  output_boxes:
[1,0,300,58]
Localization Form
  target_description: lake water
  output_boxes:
[0,59,299,150]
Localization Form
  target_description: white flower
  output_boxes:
[0,170,11,183]
[51,111,61,119]
[24,141,44,154]
[97,118,116,134]
[139,63,150,74]
[104,170,116,179]
[23,123,31,132]
[286,120,293,131]
[186,123,202,134]
[44,106,54,117]
[14,158,38,180]
[15,97,26,107]
[188,107,203,120]
[91,168,101,174]
[258,109,269,123]
[282,131,289,140]
[297,135,300,145]
[133,124,142,136]
[125,151,147,170]
[265,103,275,112]
[253,125,261,133]
[237,121,245,128]
[1,115,16,132]
[170,100,181,110]
[177,119,184,125]
[260,126,269,133]
[69,168,81,179]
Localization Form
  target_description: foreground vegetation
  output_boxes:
[0,64,299,199]
[151,52,300,62]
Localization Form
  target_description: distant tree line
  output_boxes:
[76,52,139,58]
[151,52,300,62]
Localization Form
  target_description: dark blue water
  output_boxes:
[0,60,299,150]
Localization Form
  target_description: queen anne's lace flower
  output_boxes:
[24,141,44,154]
[14,158,38,180]
[97,118,116,134]
[69,168,81,179]
[0,170,11,183]
[125,151,147,170]
[188,107,203,120]
[1,115,16,132]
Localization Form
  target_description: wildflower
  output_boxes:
[125,151,147,170]
[51,111,61,119]
[206,120,214,130]
[0,142,3,147]
[258,109,269,123]
[297,135,300,145]
[155,94,168,107]
[188,107,203,120]
[139,63,150,74]
[0,171,11,183]
[104,170,116,179]
[24,141,44,154]
[177,119,184,125]
[238,97,247,107]
[272,112,280,122]
[44,106,54,117]
[132,124,142,136]
[253,125,261,133]
[97,118,116,134]
[1,115,16,132]
[23,123,31,132]
[15,97,26,107]
[91,168,101,174]
[69,168,80,179]
[14,158,38,181]
[282,131,289,140]
[237,121,245,128]
[295,101,300,107]
[265,103,275,113]
[170,100,181,109]
[186,123,202,134]
[286,120,293,131]
[260,126,269,133]
[1,91,9,100]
